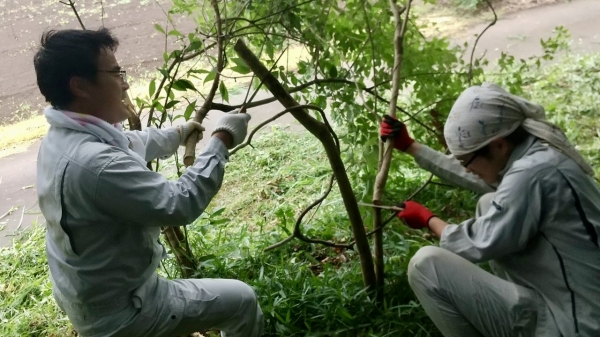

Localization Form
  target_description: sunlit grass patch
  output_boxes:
[0,115,47,158]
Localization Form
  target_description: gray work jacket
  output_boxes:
[415,137,600,336]
[37,123,228,312]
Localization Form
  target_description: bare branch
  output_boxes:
[208,77,438,135]
[468,0,497,85]
[183,0,226,166]
[371,0,412,298]
[265,174,354,251]
[60,0,86,30]
[99,0,105,26]
[407,173,434,200]
[231,105,303,155]
[264,235,295,251]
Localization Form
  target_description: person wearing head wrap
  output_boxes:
[380,83,600,336]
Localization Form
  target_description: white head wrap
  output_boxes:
[444,83,594,176]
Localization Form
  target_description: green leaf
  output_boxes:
[219,82,229,103]
[184,100,196,121]
[190,68,210,74]
[186,40,203,53]
[230,66,251,75]
[172,79,197,92]
[231,58,247,68]
[210,218,229,225]
[152,101,164,112]
[211,207,226,217]
[337,307,354,320]
[164,100,180,110]
[204,69,217,83]
[158,67,169,79]
[153,24,165,34]
[169,50,182,60]
[328,65,338,78]
[167,29,183,37]
[197,254,216,262]
[230,59,251,74]
[265,40,275,59]
[148,79,156,98]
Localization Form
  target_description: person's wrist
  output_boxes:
[425,215,437,230]
[212,131,233,149]
[398,136,415,152]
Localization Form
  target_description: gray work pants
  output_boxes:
[55,274,264,337]
[407,193,538,337]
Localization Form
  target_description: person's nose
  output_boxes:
[122,81,130,91]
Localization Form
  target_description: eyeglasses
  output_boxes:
[458,153,479,168]
[99,70,127,83]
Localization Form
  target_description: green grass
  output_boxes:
[0,224,76,336]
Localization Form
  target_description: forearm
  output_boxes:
[406,141,494,194]
[428,217,448,238]
[126,127,180,161]
[404,141,420,156]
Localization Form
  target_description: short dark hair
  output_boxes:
[33,28,119,108]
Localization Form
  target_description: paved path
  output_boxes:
[2,0,600,247]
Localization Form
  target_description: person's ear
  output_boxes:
[490,137,512,156]
[69,76,92,100]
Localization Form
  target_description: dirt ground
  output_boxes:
[0,0,572,126]
[0,0,194,125]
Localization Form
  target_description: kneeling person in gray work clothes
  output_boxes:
[381,83,600,337]
[33,27,263,337]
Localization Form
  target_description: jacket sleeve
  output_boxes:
[125,127,180,162]
[93,137,227,227]
[440,167,546,262]
[413,144,495,194]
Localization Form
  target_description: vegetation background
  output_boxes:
[1,0,599,336]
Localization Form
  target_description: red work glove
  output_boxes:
[380,115,414,151]
[397,201,435,229]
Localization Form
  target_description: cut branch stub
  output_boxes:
[233,39,377,290]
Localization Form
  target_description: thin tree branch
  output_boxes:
[60,0,85,30]
[407,173,434,201]
[364,213,396,238]
[99,0,105,26]
[264,235,295,251]
[265,174,354,251]
[157,59,182,128]
[207,77,438,135]
[230,105,302,155]
[224,0,316,27]
[371,0,412,300]
[183,0,226,166]
[230,111,289,155]
[358,0,379,122]
[468,0,497,85]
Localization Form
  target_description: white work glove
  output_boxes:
[178,121,205,146]
[212,109,251,147]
